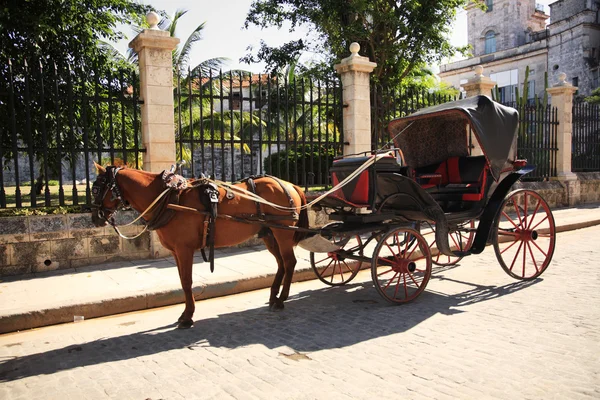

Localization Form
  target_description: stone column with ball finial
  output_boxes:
[129,12,180,258]
[334,43,377,156]
[129,11,180,174]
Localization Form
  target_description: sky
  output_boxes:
[113,0,556,74]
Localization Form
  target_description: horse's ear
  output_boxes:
[94,162,106,174]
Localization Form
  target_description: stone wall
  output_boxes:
[1,155,97,185]
[1,174,599,278]
[0,211,150,277]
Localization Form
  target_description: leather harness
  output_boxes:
[152,173,298,273]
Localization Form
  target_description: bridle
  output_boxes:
[91,166,129,226]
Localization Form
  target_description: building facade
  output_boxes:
[440,0,600,100]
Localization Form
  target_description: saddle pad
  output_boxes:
[162,170,188,190]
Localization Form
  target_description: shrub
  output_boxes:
[263,144,338,186]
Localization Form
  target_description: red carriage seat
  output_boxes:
[326,154,403,208]
[415,156,488,202]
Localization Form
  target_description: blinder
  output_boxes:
[91,166,128,225]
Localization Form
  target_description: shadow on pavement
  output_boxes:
[0,274,537,382]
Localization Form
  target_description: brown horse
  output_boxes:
[90,164,309,328]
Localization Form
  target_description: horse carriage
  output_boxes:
[91,95,555,327]
[305,95,556,304]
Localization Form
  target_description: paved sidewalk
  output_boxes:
[1,203,600,334]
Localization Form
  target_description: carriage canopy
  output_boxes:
[387,95,519,181]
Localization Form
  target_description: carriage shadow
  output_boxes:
[0,274,538,382]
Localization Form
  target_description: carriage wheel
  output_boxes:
[493,189,556,280]
[424,221,475,266]
[310,224,364,286]
[371,227,432,304]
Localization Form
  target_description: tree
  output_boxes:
[126,9,228,78]
[0,0,151,202]
[243,0,470,88]
[585,87,600,104]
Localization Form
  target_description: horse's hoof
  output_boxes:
[269,302,285,311]
[177,319,194,329]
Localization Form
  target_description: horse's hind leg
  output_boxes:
[270,230,298,310]
[262,231,285,309]
[173,247,195,328]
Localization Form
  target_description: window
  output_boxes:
[572,77,579,87]
[527,80,535,104]
[486,0,493,12]
[485,31,496,54]
[231,92,241,110]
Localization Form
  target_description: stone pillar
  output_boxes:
[547,73,578,182]
[460,65,496,97]
[460,66,495,156]
[129,12,180,173]
[547,73,578,205]
[129,12,180,258]
[334,43,377,156]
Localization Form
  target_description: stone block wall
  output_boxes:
[1,174,599,278]
[0,211,150,277]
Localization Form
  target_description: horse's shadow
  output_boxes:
[0,270,538,382]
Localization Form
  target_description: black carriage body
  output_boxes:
[328,155,403,209]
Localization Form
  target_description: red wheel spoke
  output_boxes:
[512,199,522,223]
[406,238,419,259]
[526,202,542,230]
[315,255,331,264]
[342,260,354,274]
[407,270,421,287]
[384,243,401,263]
[320,259,334,277]
[403,273,408,299]
[530,215,549,231]
[377,264,395,276]
[526,242,539,274]
[383,271,399,292]
[500,238,520,255]
[393,273,402,299]
[509,241,524,272]
[522,238,527,276]
[530,238,548,257]
[502,211,520,229]
[523,193,528,231]
[336,262,344,282]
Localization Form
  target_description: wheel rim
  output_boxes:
[310,233,363,286]
[425,221,475,266]
[494,190,556,280]
[371,228,432,304]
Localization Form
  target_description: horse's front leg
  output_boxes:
[262,232,285,309]
[173,247,195,328]
[270,231,297,310]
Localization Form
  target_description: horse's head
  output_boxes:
[91,162,128,227]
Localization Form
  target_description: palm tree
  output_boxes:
[127,9,228,78]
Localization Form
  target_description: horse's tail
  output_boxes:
[292,185,310,245]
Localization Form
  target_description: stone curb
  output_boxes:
[0,266,321,334]
[1,218,599,335]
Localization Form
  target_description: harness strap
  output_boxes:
[245,177,264,220]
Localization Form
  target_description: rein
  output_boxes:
[206,152,390,211]
[92,167,172,240]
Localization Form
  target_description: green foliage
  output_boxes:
[585,87,600,104]
[243,0,470,88]
[264,144,337,186]
[1,0,150,194]
[126,9,228,77]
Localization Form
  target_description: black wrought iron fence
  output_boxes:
[174,70,343,190]
[572,102,600,172]
[0,57,143,209]
[371,86,463,150]
[512,104,558,180]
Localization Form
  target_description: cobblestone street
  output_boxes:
[1,226,599,400]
